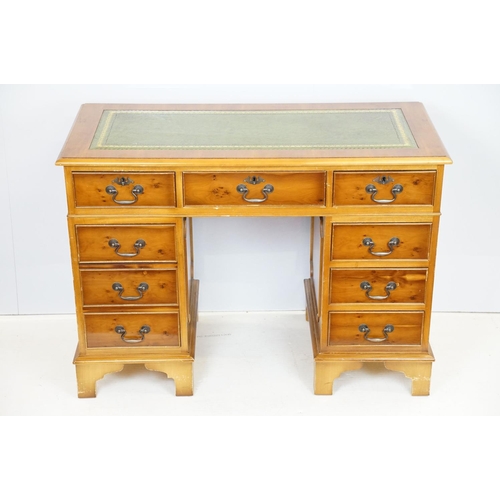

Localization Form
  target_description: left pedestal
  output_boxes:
[62,162,198,398]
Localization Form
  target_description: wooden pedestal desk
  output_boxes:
[56,102,451,398]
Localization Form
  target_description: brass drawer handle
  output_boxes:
[108,238,146,258]
[115,324,151,343]
[365,183,403,204]
[105,184,144,204]
[112,282,149,301]
[236,183,274,203]
[362,237,400,257]
[360,281,397,300]
[358,324,394,342]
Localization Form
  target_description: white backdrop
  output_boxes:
[0,84,498,314]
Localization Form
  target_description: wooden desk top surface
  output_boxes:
[56,102,451,165]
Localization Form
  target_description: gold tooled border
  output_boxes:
[91,109,417,150]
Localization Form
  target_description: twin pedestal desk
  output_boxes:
[56,103,452,398]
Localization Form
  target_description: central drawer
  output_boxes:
[80,269,178,307]
[183,172,326,206]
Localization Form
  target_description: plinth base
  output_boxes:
[74,352,194,398]
[313,356,433,396]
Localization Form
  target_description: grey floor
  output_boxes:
[1,311,498,416]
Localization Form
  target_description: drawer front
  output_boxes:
[328,312,423,346]
[333,171,435,206]
[81,269,178,307]
[85,312,180,348]
[76,225,176,263]
[73,172,176,208]
[329,269,427,305]
[331,224,431,261]
[183,172,326,206]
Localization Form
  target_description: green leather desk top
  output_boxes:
[56,103,451,162]
[90,109,417,151]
